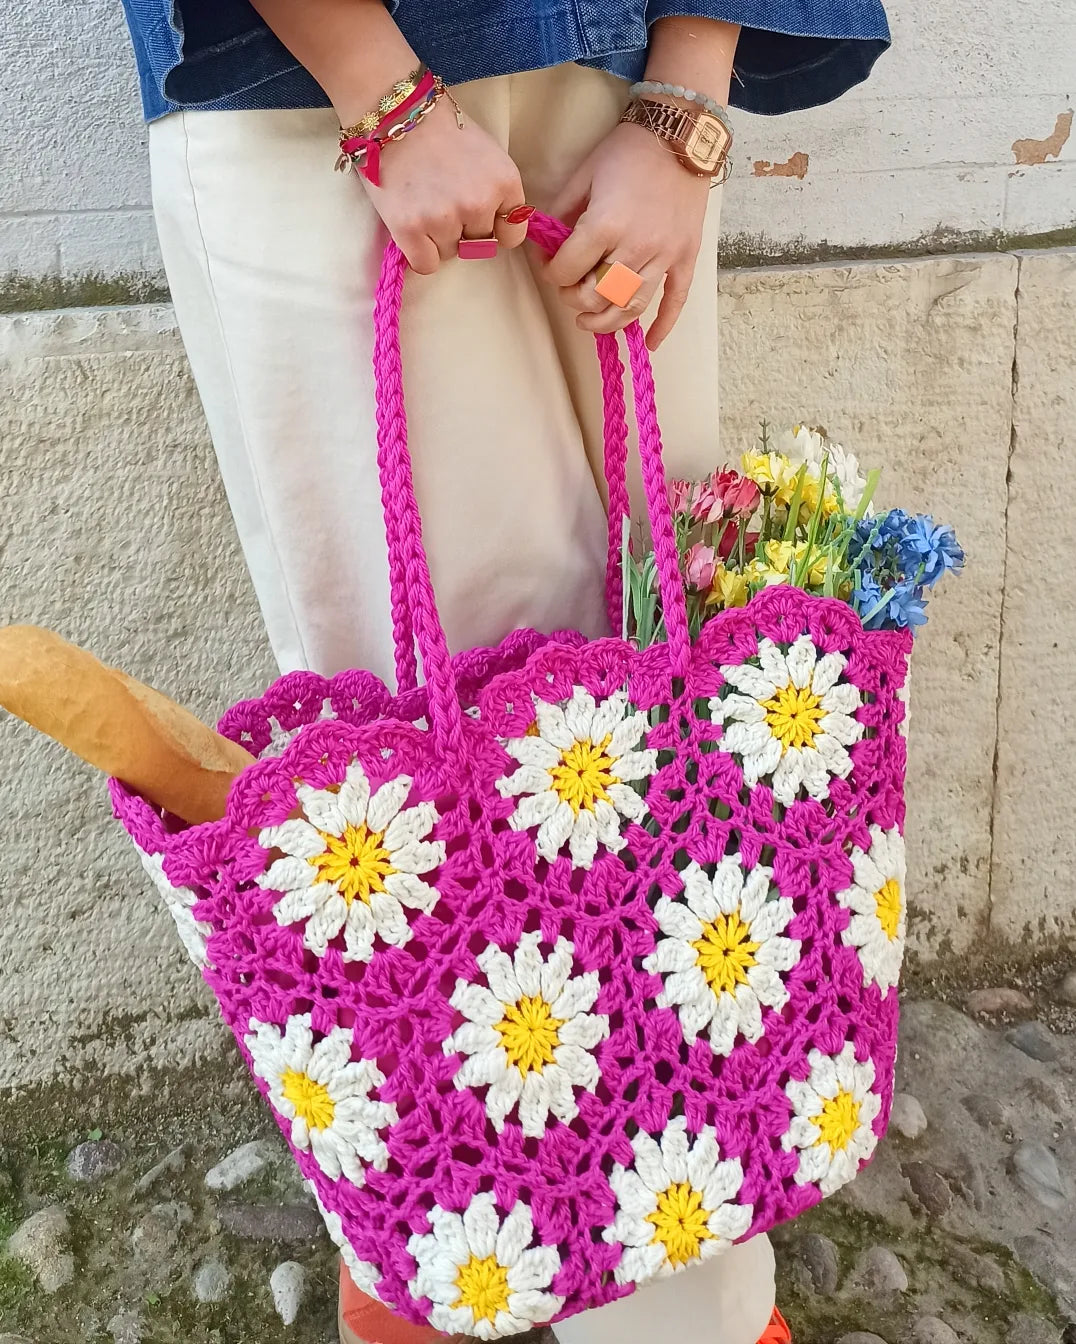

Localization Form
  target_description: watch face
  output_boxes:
[684,114,732,172]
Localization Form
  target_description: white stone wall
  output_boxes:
[1,0,1074,281]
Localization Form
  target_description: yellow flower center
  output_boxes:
[453,1254,511,1325]
[693,912,761,997]
[496,995,564,1076]
[646,1182,714,1267]
[874,878,902,941]
[310,822,396,905]
[815,1089,861,1153]
[549,736,616,815]
[281,1069,336,1131]
[761,683,825,752]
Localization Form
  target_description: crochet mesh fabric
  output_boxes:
[111,214,911,1338]
[112,589,911,1334]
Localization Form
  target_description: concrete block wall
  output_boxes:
[1,247,1073,1088]
[1,0,1074,286]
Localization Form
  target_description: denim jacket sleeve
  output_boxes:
[120,0,890,122]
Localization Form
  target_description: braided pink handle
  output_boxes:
[373,212,689,741]
[379,292,631,697]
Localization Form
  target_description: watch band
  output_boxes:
[621,99,695,148]
[619,98,731,178]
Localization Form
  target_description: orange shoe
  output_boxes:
[338,1259,466,1344]
[757,1306,792,1344]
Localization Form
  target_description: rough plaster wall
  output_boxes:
[990,250,1076,946]
[1,0,1074,280]
[0,306,276,1089]
[718,254,1017,957]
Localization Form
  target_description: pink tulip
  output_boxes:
[692,469,761,524]
[684,543,717,590]
[667,478,694,514]
[723,475,762,520]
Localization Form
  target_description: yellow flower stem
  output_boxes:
[791,452,829,588]
[782,465,809,544]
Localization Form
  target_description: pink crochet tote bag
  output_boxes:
[113,214,912,1339]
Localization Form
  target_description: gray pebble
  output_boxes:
[7,1205,74,1293]
[902,1161,954,1218]
[795,1231,840,1295]
[107,1311,143,1344]
[966,988,1032,1016]
[961,1092,1009,1131]
[1022,1075,1068,1112]
[836,1335,890,1344]
[1006,1020,1061,1063]
[1010,1142,1069,1209]
[948,1244,1007,1295]
[216,1202,324,1243]
[67,1139,125,1185]
[205,1140,274,1192]
[1007,1312,1062,1344]
[850,1245,909,1294]
[948,1152,990,1212]
[192,1258,232,1304]
[890,1093,928,1140]
[910,1319,959,1344]
[135,1145,187,1195]
[1058,970,1076,1006]
[270,1260,307,1325]
[131,1203,189,1261]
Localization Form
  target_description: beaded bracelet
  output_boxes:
[629,80,731,125]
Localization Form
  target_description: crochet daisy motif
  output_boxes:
[445,933,608,1137]
[245,1014,397,1185]
[257,762,445,962]
[137,847,212,969]
[836,826,907,992]
[644,859,800,1055]
[408,1193,564,1339]
[605,1118,753,1284]
[314,1191,387,1303]
[496,687,657,869]
[783,1042,881,1196]
[710,633,864,805]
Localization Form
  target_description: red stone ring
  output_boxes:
[498,204,537,225]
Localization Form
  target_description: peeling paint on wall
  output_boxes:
[752,152,810,180]
[1012,111,1073,166]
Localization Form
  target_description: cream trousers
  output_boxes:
[149,63,774,1344]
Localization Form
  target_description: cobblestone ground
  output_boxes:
[1,973,1073,1344]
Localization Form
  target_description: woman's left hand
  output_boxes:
[543,120,712,351]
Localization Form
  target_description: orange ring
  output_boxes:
[594,261,644,308]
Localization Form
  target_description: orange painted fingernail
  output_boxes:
[594,261,644,308]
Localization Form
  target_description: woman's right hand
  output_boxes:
[362,98,529,274]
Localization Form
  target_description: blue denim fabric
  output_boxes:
[120,0,889,123]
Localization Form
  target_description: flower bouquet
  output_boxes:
[625,423,963,654]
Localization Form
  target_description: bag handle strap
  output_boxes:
[380,316,632,698]
[373,212,688,750]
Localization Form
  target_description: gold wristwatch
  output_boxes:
[620,98,733,178]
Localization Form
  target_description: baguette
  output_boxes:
[0,626,255,824]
